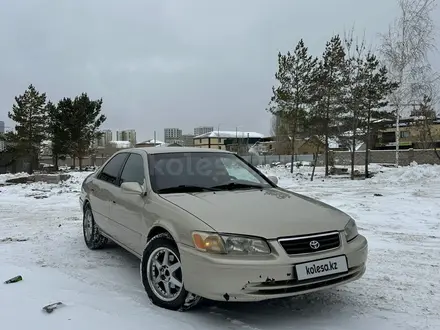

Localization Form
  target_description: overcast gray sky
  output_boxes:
[1,0,439,141]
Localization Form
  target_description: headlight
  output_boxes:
[344,218,359,242]
[191,231,271,255]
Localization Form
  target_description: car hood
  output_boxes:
[159,188,351,239]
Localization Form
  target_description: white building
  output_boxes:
[108,140,132,148]
[95,129,113,147]
[116,129,137,146]
[194,130,265,151]
[194,126,213,136]
[164,128,182,144]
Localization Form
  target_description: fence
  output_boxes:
[243,149,440,167]
[326,148,440,166]
[0,152,32,174]
[36,148,440,171]
[242,154,314,166]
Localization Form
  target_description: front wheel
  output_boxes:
[140,233,201,311]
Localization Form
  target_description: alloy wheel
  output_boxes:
[146,247,183,302]
[83,209,93,241]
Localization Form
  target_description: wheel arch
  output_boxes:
[83,198,91,211]
[147,225,177,245]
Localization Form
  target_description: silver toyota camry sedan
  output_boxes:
[79,147,368,311]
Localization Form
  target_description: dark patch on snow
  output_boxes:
[223,293,230,301]
[5,174,71,185]
[4,275,23,284]
[42,302,64,313]
[0,237,29,243]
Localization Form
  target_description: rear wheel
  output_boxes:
[140,233,201,311]
[83,204,108,249]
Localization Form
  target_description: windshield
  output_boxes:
[148,152,273,193]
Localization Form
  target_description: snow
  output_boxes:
[195,130,265,139]
[1,165,439,329]
[0,171,29,184]
[139,139,166,145]
[109,140,132,148]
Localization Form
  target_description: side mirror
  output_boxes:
[267,175,278,185]
[121,182,144,195]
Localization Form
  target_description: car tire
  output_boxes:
[140,233,201,311]
[83,204,108,250]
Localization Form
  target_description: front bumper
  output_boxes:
[179,234,367,302]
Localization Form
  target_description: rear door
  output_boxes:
[91,152,129,236]
[108,152,148,254]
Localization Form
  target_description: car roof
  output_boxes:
[121,147,234,155]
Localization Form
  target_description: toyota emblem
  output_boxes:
[309,240,320,249]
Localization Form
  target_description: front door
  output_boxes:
[93,152,129,236]
[108,153,147,255]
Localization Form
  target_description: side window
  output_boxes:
[120,154,145,186]
[98,153,128,185]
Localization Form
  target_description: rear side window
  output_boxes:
[98,153,128,185]
[120,154,145,185]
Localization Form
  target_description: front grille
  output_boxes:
[279,232,341,255]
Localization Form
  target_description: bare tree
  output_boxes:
[413,82,440,159]
[379,0,438,167]
[342,27,368,179]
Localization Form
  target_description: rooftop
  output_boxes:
[123,146,233,154]
[137,139,166,145]
[195,130,265,139]
[109,140,132,148]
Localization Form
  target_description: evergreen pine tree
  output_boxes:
[7,84,47,173]
[47,100,70,170]
[310,35,346,176]
[67,93,106,169]
[268,39,317,173]
[362,53,399,177]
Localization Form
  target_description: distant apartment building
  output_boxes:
[194,126,213,136]
[96,129,113,147]
[373,117,440,149]
[181,134,195,146]
[164,128,182,144]
[116,129,137,146]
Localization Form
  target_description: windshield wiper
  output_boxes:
[210,182,264,191]
[157,185,219,194]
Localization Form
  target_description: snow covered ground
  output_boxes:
[1,164,439,330]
